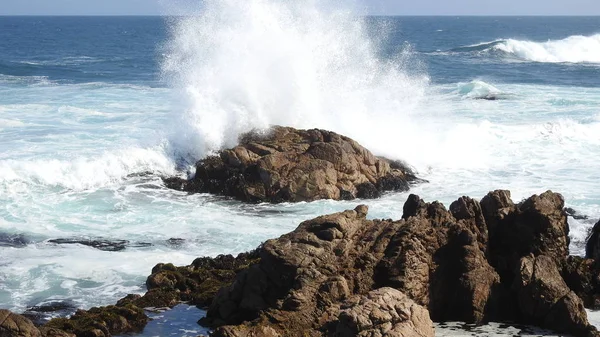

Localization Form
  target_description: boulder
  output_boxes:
[334,288,434,337]
[164,126,422,202]
[514,255,595,336]
[0,310,41,337]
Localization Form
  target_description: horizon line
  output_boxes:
[1,14,600,17]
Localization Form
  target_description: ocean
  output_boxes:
[1,5,600,336]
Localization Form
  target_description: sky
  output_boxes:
[0,0,599,16]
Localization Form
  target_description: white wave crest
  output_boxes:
[162,0,428,161]
[493,34,600,63]
[0,147,175,191]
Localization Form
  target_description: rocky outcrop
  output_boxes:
[197,190,595,337]
[164,126,422,203]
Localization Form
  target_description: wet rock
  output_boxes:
[0,309,41,337]
[44,304,148,337]
[166,238,185,248]
[0,233,30,248]
[47,238,152,252]
[22,300,78,326]
[334,287,434,337]
[565,207,589,221]
[164,126,422,203]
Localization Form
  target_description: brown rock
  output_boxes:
[164,126,422,203]
[483,190,569,284]
[334,287,434,337]
[203,198,504,335]
[514,255,596,337]
[0,310,41,337]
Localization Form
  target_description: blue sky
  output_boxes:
[1,0,599,15]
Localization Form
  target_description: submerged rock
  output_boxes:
[0,233,31,248]
[47,238,152,252]
[164,126,422,203]
[22,300,78,326]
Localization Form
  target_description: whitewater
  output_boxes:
[1,6,600,337]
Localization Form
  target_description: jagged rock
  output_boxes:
[199,191,596,337]
[377,195,502,323]
[514,255,596,336]
[44,305,147,337]
[203,201,500,335]
[482,190,569,283]
[164,126,422,202]
[334,288,434,337]
[0,310,41,337]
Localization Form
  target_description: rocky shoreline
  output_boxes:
[4,190,600,337]
[3,127,600,337]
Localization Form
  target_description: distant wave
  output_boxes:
[449,34,600,64]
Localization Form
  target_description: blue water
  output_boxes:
[1,10,600,336]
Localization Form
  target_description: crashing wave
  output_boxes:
[161,0,428,162]
[450,34,600,64]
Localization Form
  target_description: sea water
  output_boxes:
[1,4,600,336]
